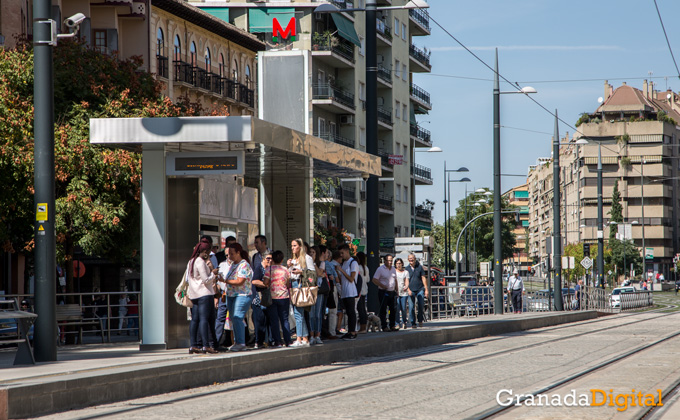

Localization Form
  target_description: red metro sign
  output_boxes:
[272,17,296,42]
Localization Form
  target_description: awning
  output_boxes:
[331,13,361,47]
[249,7,295,33]
[414,104,429,115]
[199,7,229,23]
[410,104,417,125]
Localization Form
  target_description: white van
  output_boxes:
[609,286,636,308]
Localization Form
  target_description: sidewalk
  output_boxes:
[0,311,597,419]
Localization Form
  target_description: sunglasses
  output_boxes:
[265,257,272,260]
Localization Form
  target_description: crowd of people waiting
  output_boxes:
[183,234,430,353]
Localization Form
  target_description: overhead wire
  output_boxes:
[652,0,680,80]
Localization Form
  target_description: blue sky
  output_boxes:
[415,0,680,224]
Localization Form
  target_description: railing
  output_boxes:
[173,60,194,84]
[412,163,432,181]
[409,44,431,68]
[156,55,169,79]
[409,7,430,31]
[376,19,392,41]
[194,67,210,90]
[2,292,141,344]
[378,150,393,168]
[378,193,394,210]
[415,206,432,219]
[316,132,355,148]
[221,78,238,101]
[238,83,254,107]
[312,83,356,109]
[341,186,357,203]
[410,123,432,144]
[331,0,354,17]
[377,65,392,84]
[312,36,356,63]
[377,106,392,125]
[410,83,431,106]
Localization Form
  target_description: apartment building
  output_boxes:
[527,81,680,280]
[503,183,530,275]
[189,0,434,252]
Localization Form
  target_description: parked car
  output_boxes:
[609,286,636,308]
[527,288,576,312]
[462,286,494,314]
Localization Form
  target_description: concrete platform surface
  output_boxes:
[0,311,598,419]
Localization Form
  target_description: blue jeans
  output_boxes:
[310,294,326,334]
[267,298,292,345]
[190,295,214,348]
[214,299,228,345]
[227,295,253,345]
[291,280,310,339]
[398,296,409,326]
[409,289,425,326]
[252,304,269,346]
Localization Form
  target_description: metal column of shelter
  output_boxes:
[90,116,381,349]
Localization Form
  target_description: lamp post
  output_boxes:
[315,0,429,311]
[492,49,537,314]
[413,146,442,236]
[448,176,471,274]
[443,165,469,275]
[641,158,647,279]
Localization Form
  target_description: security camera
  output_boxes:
[64,13,86,29]
[361,172,370,181]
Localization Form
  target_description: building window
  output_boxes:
[403,103,408,121]
[245,64,251,88]
[359,81,366,101]
[396,183,401,201]
[219,54,225,77]
[174,35,181,60]
[403,145,408,163]
[402,63,407,81]
[205,47,211,71]
[395,100,401,119]
[233,58,239,81]
[156,28,164,57]
[360,127,366,147]
[394,18,399,36]
[395,225,401,235]
[395,59,400,78]
[360,36,365,56]
[190,41,197,66]
[404,185,408,204]
[94,30,107,54]
[402,23,407,40]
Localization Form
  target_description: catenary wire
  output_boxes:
[652,0,680,80]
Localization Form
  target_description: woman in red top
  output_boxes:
[265,250,292,347]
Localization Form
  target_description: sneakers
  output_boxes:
[315,337,323,345]
[301,340,310,347]
[228,344,247,352]
[290,341,303,348]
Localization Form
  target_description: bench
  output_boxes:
[0,299,38,365]
[56,304,104,344]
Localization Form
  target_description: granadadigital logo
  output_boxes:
[497,389,664,412]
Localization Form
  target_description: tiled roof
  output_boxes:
[595,84,680,121]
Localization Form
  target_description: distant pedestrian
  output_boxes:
[117,293,129,334]
[187,241,219,354]
[373,255,398,332]
[406,254,428,328]
[265,250,292,347]
[287,238,314,347]
[507,269,524,314]
[395,258,410,329]
[218,243,254,352]
[355,252,370,333]
[337,244,359,340]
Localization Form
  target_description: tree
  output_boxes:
[608,180,623,240]
[608,238,642,280]
[0,41,207,291]
[563,243,613,285]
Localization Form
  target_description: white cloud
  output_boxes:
[429,45,624,52]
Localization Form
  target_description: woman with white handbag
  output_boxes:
[186,241,219,354]
[287,238,315,347]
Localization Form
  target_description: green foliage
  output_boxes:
[608,238,642,280]
[563,242,613,283]
[620,156,632,169]
[657,110,677,125]
[616,133,630,145]
[608,180,623,240]
[0,41,198,288]
[575,113,590,127]
[313,177,339,227]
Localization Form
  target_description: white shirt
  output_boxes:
[373,265,397,291]
[507,275,524,292]
[290,254,315,281]
[340,258,359,298]
[217,260,232,292]
[358,265,370,296]
[396,269,409,296]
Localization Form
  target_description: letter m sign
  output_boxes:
[272,17,296,42]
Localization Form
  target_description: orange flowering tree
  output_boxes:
[0,41,205,289]
[314,225,357,254]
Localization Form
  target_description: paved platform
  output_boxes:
[0,311,599,419]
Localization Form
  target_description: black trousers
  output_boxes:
[357,295,368,325]
[342,297,357,333]
[511,290,523,313]
[378,290,397,329]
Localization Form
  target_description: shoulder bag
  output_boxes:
[175,269,193,308]
[290,269,318,308]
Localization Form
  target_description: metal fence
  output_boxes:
[2,291,141,344]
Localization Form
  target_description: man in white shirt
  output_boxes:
[372,255,398,331]
[337,244,358,340]
[507,269,524,314]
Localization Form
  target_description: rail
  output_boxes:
[312,83,356,109]
[377,106,392,125]
[409,44,431,68]
[156,55,169,79]
[409,7,430,31]
[410,83,431,106]
[377,65,392,84]
[410,123,431,144]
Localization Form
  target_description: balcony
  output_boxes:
[378,150,394,172]
[194,68,210,90]
[340,186,358,204]
[315,132,355,148]
[409,8,431,36]
[312,83,356,114]
[410,123,432,147]
[312,36,355,68]
[376,19,392,46]
[412,163,433,185]
[409,44,432,73]
[410,83,432,111]
[330,0,354,20]
[415,205,433,220]
[238,83,255,108]
[377,65,392,87]
[378,194,394,212]
[174,60,194,85]
[156,55,169,79]
[377,106,393,129]
[315,185,357,205]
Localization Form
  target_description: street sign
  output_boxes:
[580,256,593,269]
[583,243,590,257]
[645,247,654,260]
[395,244,423,252]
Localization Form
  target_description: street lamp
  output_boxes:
[492,49,537,314]
[443,164,469,275]
[447,176,471,275]
[413,146,442,236]
[315,0,429,312]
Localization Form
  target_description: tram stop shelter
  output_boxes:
[89,115,381,350]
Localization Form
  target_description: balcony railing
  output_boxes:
[377,106,392,125]
[409,44,431,68]
[378,194,394,211]
[171,60,252,106]
[239,83,255,107]
[415,206,432,219]
[173,60,194,84]
[340,186,357,203]
[409,8,430,31]
[312,83,355,109]
[412,163,432,181]
[157,55,169,79]
[410,83,431,107]
[331,0,354,17]
[378,150,393,168]
[315,132,355,148]
[221,78,238,101]
[376,19,392,40]
[194,67,210,90]
[377,65,392,84]
[410,123,431,144]
[312,36,355,63]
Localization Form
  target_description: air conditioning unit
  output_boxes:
[340,115,354,125]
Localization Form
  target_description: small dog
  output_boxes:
[366,312,381,332]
